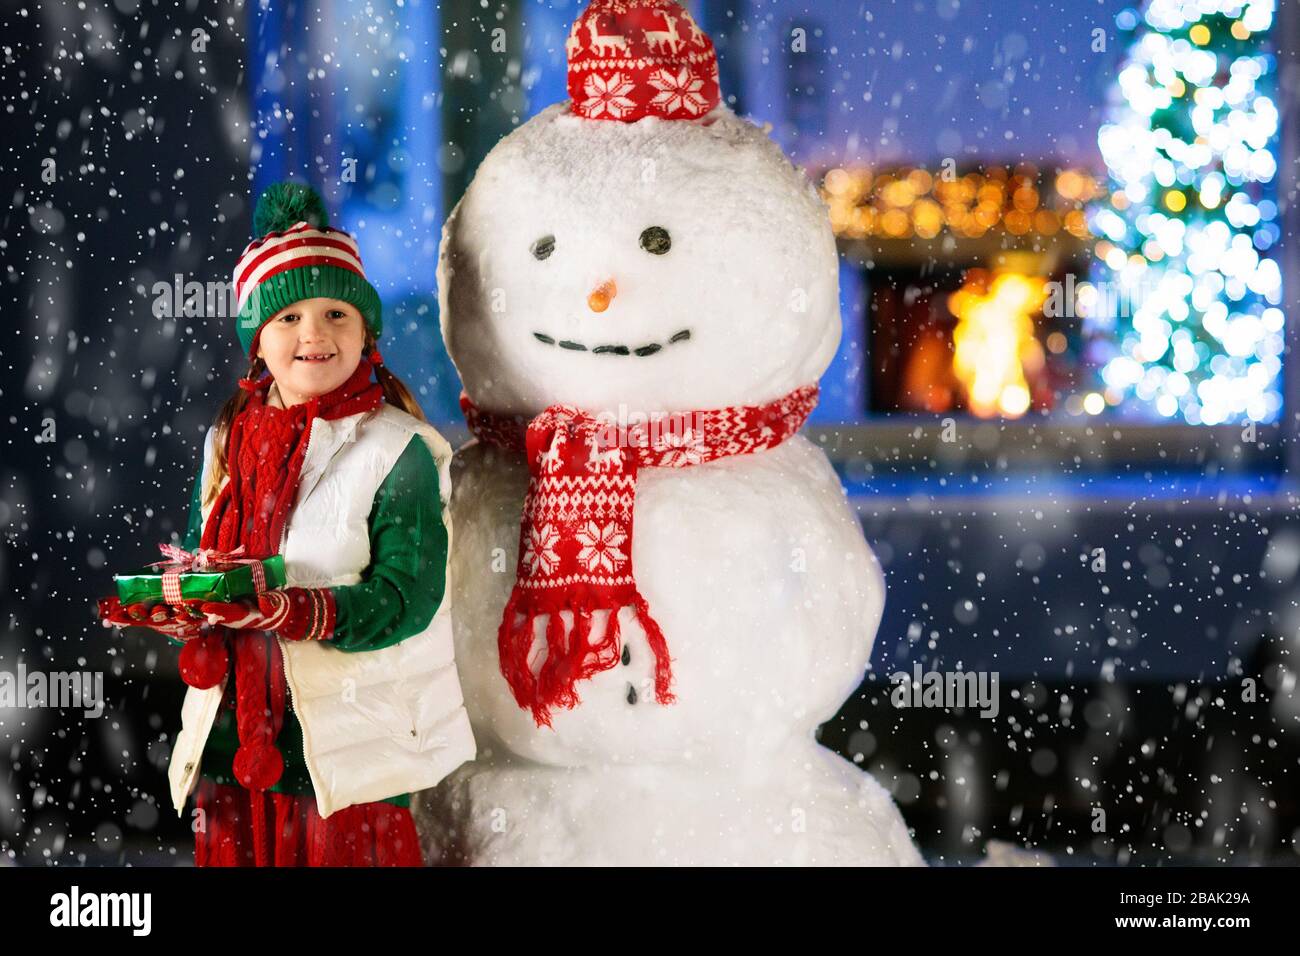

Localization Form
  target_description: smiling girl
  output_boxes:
[99,182,475,866]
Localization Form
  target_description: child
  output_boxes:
[99,182,475,866]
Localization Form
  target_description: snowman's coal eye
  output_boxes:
[531,235,555,260]
[639,226,671,255]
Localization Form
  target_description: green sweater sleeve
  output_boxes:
[327,434,448,653]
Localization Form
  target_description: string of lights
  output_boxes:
[820,164,1101,242]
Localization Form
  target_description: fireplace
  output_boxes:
[825,164,1097,420]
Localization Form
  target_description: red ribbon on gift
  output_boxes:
[149,543,268,606]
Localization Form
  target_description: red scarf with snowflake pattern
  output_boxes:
[462,384,819,728]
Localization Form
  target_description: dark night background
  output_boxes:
[1,0,1297,865]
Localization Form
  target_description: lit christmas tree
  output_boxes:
[1086,0,1282,425]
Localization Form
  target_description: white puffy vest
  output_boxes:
[168,401,476,818]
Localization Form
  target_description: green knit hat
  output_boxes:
[233,182,382,356]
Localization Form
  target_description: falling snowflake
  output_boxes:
[574,521,628,574]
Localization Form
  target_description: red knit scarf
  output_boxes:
[195,357,382,848]
[462,384,819,728]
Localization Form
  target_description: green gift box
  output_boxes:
[114,553,286,607]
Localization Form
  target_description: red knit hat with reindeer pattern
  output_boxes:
[566,0,721,122]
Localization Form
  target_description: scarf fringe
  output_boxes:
[631,593,676,707]
[497,590,675,728]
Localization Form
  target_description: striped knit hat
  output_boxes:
[233,182,382,357]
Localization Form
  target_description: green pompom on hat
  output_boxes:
[232,181,382,357]
[252,181,330,236]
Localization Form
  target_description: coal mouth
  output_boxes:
[532,328,691,357]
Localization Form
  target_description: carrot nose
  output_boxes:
[587,278,617,313]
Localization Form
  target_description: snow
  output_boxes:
[439,99,841,415]
[420,98,921,864]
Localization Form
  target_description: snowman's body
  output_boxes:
[416,93,922,865]
[418,437,920,864]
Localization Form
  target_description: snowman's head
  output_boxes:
[438,102,841,416]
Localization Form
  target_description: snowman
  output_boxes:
[415,0,922,866]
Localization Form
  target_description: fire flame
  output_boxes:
[949,270,1047,418]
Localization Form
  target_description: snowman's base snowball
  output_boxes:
[413,739,924,867]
